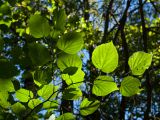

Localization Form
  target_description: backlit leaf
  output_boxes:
[15,88,33,102]
[128,51,152,75]
[57,32,83,54]
[34,67,52,85]
[54,9,67,31]
[120,76,141,97]
[29,14,50,38]
[57,53,82,71]
[28,99,42,109]
[0,78,15,92]
[62,67,78,75]
[38,84,58,100]
[0,92,10,108]
[43,100,58,111]
[80,98,100,116]
[56,113,75,120]
[92,76,118,96]
[62,68,85,87]
[11,102,26,114]
[63,86,82,100]
[92,41,118,73]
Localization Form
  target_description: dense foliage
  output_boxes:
[0,0,160,120]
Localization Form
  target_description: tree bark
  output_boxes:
[102,0,114,43]
[139,0,152,119]
[118,0,132,120]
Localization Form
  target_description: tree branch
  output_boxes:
[139,0,152,119]
[118,0,132,120]
[101,0,114,43]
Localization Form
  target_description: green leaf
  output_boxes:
[37,84,58,100]
[28,99,42,109]
[43,100,58,111]
[11,102,26,114]
[0,19,11,27]
[128,51,152,75]
[54,9,67,32]
[0,92,10,108]
[0,3,11,15]
[28,14,50,38]
[50,30,61,40]
[56,113,75,120]
[28,43,51,66]
[63,86,82,100]
[34,79,42,87]
[57,32,83,54]
[120,76,141,97]
[0,78,15,92]
[34,67,52,85]
[62,67,78,75]
[47,114,56,120]
[80,98,100,116]
[0,59,18,79]
[57,53,82,71]
[92,76,118,96]
[92,41,118,73]
[15,88,33,102]
[62,68,85,87]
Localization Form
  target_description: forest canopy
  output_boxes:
[0,0,160,120]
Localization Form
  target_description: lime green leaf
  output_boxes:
[80,98,100,116]
[43,100,58,111]
[128,51,152,75]
[62,67,78,75]
[0,78,15,92]
[34,80,42,87]
[62,69,85,87]
[56,113,75,120]
[92,76,118,96]
[11,102,26,114]
[0,19,11,27]
[34,67,52,85]
[47,114,56,120]
[54,9,67,31]
[120,76,141,97]
[0,59,19,79]
[57,32,83,54]
[38,84,58,100]
[28,43,51,66]
[15,88,33,102]
[28,99,42,109]
[0,92,10,108]
[92,41,118,73]
[28,14,50,38]
[63,86,82,100]
[57,53,82,71]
